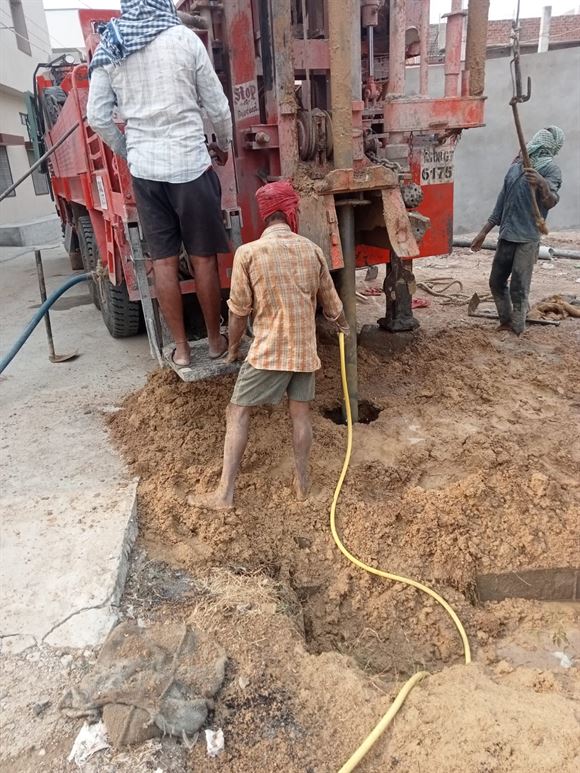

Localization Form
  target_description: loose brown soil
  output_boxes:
[104,256,580,770]
[3,248,578,773]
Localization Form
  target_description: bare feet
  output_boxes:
[208,333,228,359]
[172,341,191,367]
[189,491,234,511]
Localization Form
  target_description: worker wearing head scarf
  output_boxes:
[89,0,180,74]
[526,126,565,172]
[471,125,564,336]
[195,181,349,511]
[87,0,233,367]
[255,180,301,234]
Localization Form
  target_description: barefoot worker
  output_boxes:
[471,126,564,336]
[200,181,349,510]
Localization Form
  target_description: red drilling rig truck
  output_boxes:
[29,0,488,401]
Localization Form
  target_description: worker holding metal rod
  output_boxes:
[471,126,564,335]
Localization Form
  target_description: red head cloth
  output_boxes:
[255,180,300,233]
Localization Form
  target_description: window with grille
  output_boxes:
[0,146,16,197]
[9,0,31,55]
[27,149,50,195]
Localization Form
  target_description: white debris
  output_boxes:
[238,675,250,690]
[205,728,225,758]
[552,651,573,669]
[67,721,110,766]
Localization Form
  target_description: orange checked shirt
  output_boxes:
[227,223,344,372]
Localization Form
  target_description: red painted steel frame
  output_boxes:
[43,1,486,302]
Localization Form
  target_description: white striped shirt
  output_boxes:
[87,25,232,183]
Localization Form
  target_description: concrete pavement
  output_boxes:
[0,245,151,652]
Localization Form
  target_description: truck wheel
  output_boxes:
[99,277,142,338]
[76,215,101,310]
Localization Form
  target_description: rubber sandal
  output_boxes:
[209,333,229,360]
[171,348,191,368]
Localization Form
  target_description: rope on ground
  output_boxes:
[416,276,493,306]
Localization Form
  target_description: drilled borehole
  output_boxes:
[321,400,382,425]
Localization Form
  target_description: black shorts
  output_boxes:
[132,168,230,259]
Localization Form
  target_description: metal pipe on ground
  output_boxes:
[452,238,580,260]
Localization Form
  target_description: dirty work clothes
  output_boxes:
[489,239,539,334]
[227,223,343,372]
[231,362,315,406]
[132,168,229,258]
[87,25,232,183]
[488,161,561,243]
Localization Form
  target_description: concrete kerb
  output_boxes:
[0,479,139,655]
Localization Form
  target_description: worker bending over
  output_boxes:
[199,181,349,510]
[471,126,564,335]
[87,0,232,365]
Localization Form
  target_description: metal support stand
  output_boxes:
[337,204,359,423]
[127,225,163,365]
[34,249,78,363]
[379,254,420,332]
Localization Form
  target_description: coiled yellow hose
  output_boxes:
[333,332,471,773]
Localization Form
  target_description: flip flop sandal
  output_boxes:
[171,348,191,368]
[209,333,229,360]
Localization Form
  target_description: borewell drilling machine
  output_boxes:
[31,0,489,418]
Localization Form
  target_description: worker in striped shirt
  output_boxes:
[199,181,349,510]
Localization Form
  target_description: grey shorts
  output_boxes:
[231,362,315,406]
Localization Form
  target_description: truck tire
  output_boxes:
[100,276,142,339]
[76,215,101,309]
[76,214,141,337]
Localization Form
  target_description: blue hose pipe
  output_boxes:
[0,272,90,375]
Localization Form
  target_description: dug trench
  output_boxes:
[108,324,580,770]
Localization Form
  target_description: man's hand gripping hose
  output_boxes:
[333,332,471,773]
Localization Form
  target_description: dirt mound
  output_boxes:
[124,564,580,773]
[383,663,580,773]
[110,325,579,674]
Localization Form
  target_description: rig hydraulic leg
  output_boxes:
[379,254,420,332]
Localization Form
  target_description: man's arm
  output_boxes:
[317,252,349,334]
[471,179,506,251]
[524,166,561,210]
[190,33,232,156]
[86,68,127,158]
[226,249,253,361]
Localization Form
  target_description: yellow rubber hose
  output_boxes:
[333,332,471,773]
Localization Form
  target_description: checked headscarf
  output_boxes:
[525,126,565,173]
[89,0,180,75]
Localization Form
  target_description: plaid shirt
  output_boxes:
[228,224,343,372]
[87,26,232,183]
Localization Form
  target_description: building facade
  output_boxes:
[0,0,56,236]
